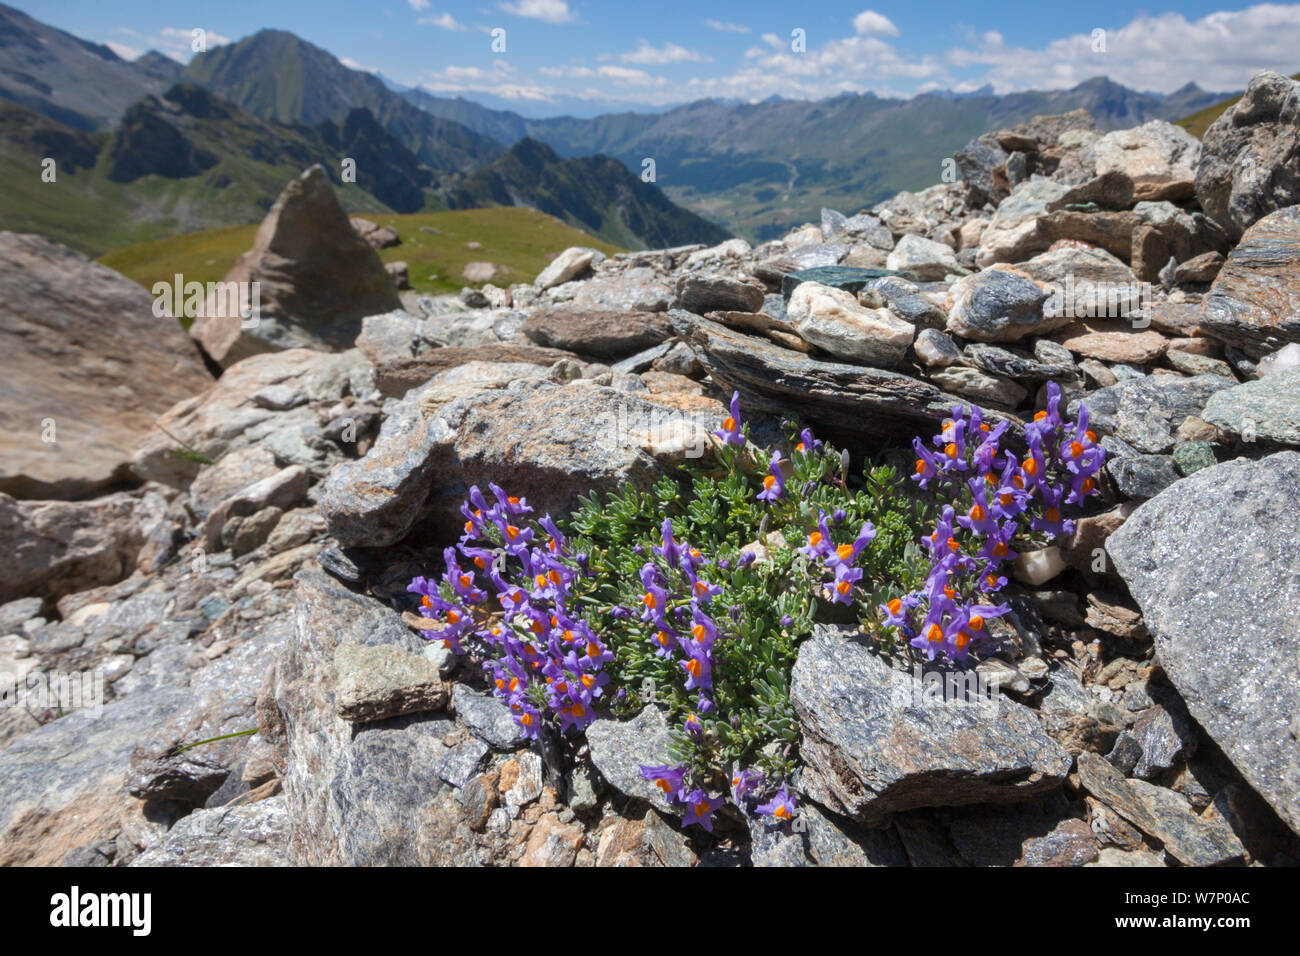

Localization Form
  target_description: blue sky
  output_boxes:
[20,1,1300,115]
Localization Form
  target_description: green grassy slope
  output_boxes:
[98,206,623,297]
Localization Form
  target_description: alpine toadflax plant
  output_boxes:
[409,384,1102,833]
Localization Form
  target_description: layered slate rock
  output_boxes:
[1202,367,1300,446]
[790,626,1072,824]
[271,568,474,865]
[1077,754,1244,866]
[1068,373,1236,454]
[320,379,722,548]
[130,797,289,867]
[671,311,998,441]
[190,166,401,368]
[1108,452,1300,836]
[0,232,212,499]
[1197,205,1300,356]
[1195,70,1300,242]
[521,308,673,359]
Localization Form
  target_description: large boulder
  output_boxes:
[1196,205,1300,356]
[1194,70,1300,242]
[319,378,723,548]
[0,233,212,499]
[189,166,400,368]
[1108,452,1300,836]
[1084,121,1199,202]
[791,626,1072,824]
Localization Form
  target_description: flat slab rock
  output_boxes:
[791,626,1072,824]
[585,706,677,809]
[1108,452,1300,836]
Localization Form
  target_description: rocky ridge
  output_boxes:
[3,70,1300,867]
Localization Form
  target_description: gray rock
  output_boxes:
[1172,440,1219,475]
[451,684,526,751]
[1194,71,1300,242]
[914,328,963,367]
[335,642,448,723]
[1108,452,1300,835]
[585,706,675,808]
[862,278,947,330]
[0,597,44,634]
[926,365,1027,408]
[435,737,490,789]
[1108,453,1181,500]
[1077,753,1244,865]
[1125,699,1198,780]
[885,233,961,281]
[1165,348,1237,378]
[786,281,914,369]
[1202,367,1300,446]
[130,796,289,866]
[791,626,1072,824]
[945,266,1059,342]
[1197,205,1300,355]
[748,798,908,866]
[673,274,765,314]
[964,342,1074,381]
[1070,373,1237,454]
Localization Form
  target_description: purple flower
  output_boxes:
[639,764,688,805]
[757,451,786,502]
[682,789,725,832]
[732,767,765,802]
[756,782,797,822]
[795,428,823,455]
[712,391,745,446]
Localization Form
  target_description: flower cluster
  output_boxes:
[798,511,877,606]
[883,382,1105,661]
[407,483,610,739]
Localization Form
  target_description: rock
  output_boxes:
[1108,453,1181,500]
[963,342,1074,382]
[1259,342,1300,376]
[505,751,543,808]
[976,178,1070,267]
[1076,754,1244,865]
[673,274,765,314]
[272,569,475,865]
[133,348,371,488]
[1053,320,1169,364]
[461,261,498,283]
[1086,121,1199,202]
[451,684,526,751]
[1165,349,1236,378]
[1194,70,1300,242]
[372,343,576,399]
[522,308,673,359]
[954,132,1010,207]
[885,233,961,280]
[1119,699,1198,781]
[385,261,410,290]
[786,281,913,369]
[535,247,596,289]
[914,328,963,367]
[351,217,400,249]
[320,380,722,547]
[1015,817,1100,867]
[458,772,498,831]
[1197,206,1300,355]
[130,796,289,866]
[860,278,947,330]
[435,738,489,789]
[791,626,1072,824]
[1173,251,1225,285]
[1202,368,1300,446]
[1171,440,1218,476]
[585,706,675,807]
[945,266,1059,342]
[671,311,985,440]
[201,465,309,553]
[0,492,148,603]
[568,268,673,312]
[334,642,448,723]
[779,266,905,303]
[1013,546,1068,586]
[596,809,698,867]
[190,166,401,367]
[1070,373,1237,454]
[748,798,908,866]
[926,366,1027,408]
[1110,453,1300,835]
[520,814,584,866]
[0,232,212,498]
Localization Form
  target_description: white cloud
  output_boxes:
[852,10,899,38]
[704,19,749,34]
[498,0,576,24]
[621,40,709,64]
[407,0,430,9]
[946,4,1300,94]
[418,12,466,31]
[107,41,142,60]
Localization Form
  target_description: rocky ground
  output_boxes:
[2,70,1300,868]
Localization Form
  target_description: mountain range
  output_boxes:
[0,2,1246,252]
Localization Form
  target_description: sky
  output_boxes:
[20,0,1300,116]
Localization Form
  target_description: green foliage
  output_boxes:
[560,423,933,783]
